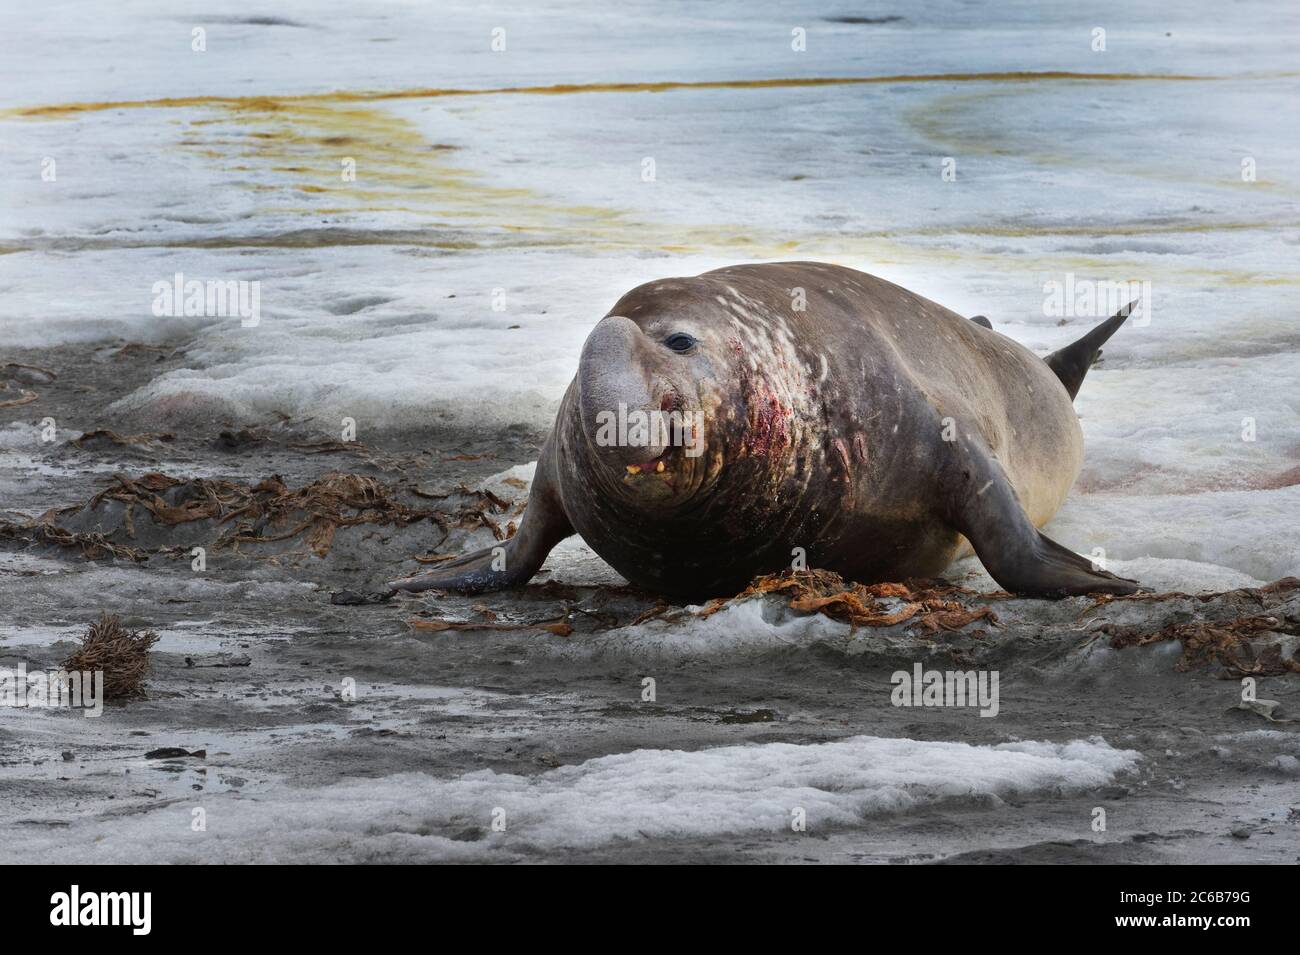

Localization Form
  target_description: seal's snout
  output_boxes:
[578,315,654,431]
[577,315,698,490]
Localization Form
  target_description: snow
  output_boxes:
[546,597,853,662]
[3,734,1140,863]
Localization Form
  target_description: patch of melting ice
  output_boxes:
[0,733,1142,862]
[542,599,855,664]
[0,625,83,648]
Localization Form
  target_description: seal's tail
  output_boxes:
[1043,299,1137,400]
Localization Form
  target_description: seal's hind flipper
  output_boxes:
[968,315,993,329]
[943,440,1139,598]
[1043,300,1136,400]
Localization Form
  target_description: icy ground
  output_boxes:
[1,1,1299,862]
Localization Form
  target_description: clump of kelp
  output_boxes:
[1090,577,1300,677]
[0,470,514,562]
[0,522,147,562]
[0,361,55,408]
[696,569,1001,634]
[1104,613,1300,678]
[62,612,159,700]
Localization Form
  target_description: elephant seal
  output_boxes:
[388,262,1139,599]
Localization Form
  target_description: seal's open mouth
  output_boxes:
[625,446,675,475]
[622,390,691,477]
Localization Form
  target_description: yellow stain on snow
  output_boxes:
[4,70,1299,284]
[4,72,1246,120]
[903,86,1300,197]
[109,95,643,242]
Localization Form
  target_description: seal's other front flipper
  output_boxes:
[387,501,572,594]
[386,442,574,595]
[388,541,522,594]
[943,440,1140,598]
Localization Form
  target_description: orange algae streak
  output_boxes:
[7,71,1230,120]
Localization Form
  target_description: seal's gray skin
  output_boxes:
[388,262,1139,600]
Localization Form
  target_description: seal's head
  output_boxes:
[576,312,719,508]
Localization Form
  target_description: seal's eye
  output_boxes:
[663,332,696,353]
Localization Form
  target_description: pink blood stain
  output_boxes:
[743,378,789,457]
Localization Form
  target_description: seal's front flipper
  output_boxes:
[944,442,1140,598]
[386,445,573,595]
[980,527,1141,598]
[387,541,523,594]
